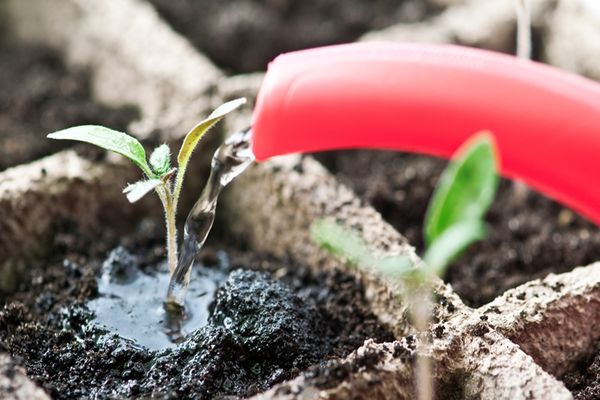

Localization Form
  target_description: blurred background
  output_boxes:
[0,0,599,173]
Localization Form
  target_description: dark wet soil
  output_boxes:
[0,43,138,170]
[0,220,392,399]
[147,0,439,73]
[315,150,600,307]
[563,340,600,400]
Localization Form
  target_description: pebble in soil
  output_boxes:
[0,243,392,399]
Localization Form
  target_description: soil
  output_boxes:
[563,339,600,400]
[0,219,393,399]
[146,0,440,73]
[0,42,138,171]
[315,150,600,307]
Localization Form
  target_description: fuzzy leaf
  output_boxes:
[423,220,486,276]
[177,98,246,172]
[123,179,163,203]
[311,219,413,277]
[372,255,414,279]
[310,219,370,266]
[48,125,152,176]
[424,132,498,246]
[150,144,171,176]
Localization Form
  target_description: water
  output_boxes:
[166,128,255,307]
[87,248,227,350]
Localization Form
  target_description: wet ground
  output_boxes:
[0,221,392,399]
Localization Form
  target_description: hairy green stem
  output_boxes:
[172,163,187,215]
[155,184,178,276]
[164,195,178,275]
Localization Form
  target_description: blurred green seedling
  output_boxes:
[311,131,498,285]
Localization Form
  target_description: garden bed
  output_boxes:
[0,218,391,398]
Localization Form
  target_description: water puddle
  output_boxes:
[87,247,227,350]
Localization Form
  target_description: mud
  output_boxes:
[316,150,600,307]
[0,42,138,170]
[0,224,392,399]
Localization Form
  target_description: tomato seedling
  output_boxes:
[48,98,246,277]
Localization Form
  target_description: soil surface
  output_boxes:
[563,340,600,400]
[0,43,138,170]
[147,0,439,73]
[0,220,392,399]
[315,150,600,307]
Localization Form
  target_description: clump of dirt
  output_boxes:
[0,43,138,170]
[316,150,600,307]
[563,340,600,400]
[210,269,321,359]
[143,269,324,398]
[147,0,439,73]
[0,225,392,399]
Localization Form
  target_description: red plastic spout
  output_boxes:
[251,42,600,225]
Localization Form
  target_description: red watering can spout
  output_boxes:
[250,42,600,225]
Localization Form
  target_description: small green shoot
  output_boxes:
[48,98,246,275]
[310,219,413,278]
[311,131,498,283]
[311,132,498,400]
[423,132,498,275]
[424,134,497,245]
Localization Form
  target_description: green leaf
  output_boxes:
[311,219,413,278]
[48,125,153,176]
[150,144,171,176]
[310,219,370,266]
[372,255,414,279]
[123,179,163,203]
[424,132,499,246]
[177,98,246,172]
[423,220,486,276]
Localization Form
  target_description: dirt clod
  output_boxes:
[210,269,321,361]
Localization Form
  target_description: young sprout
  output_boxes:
[313,132,498,282]
[422,132,498,276]
[512,0,531,199]
[311,132,498,400]
[514,0,532,60]
[47,98,246,277]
